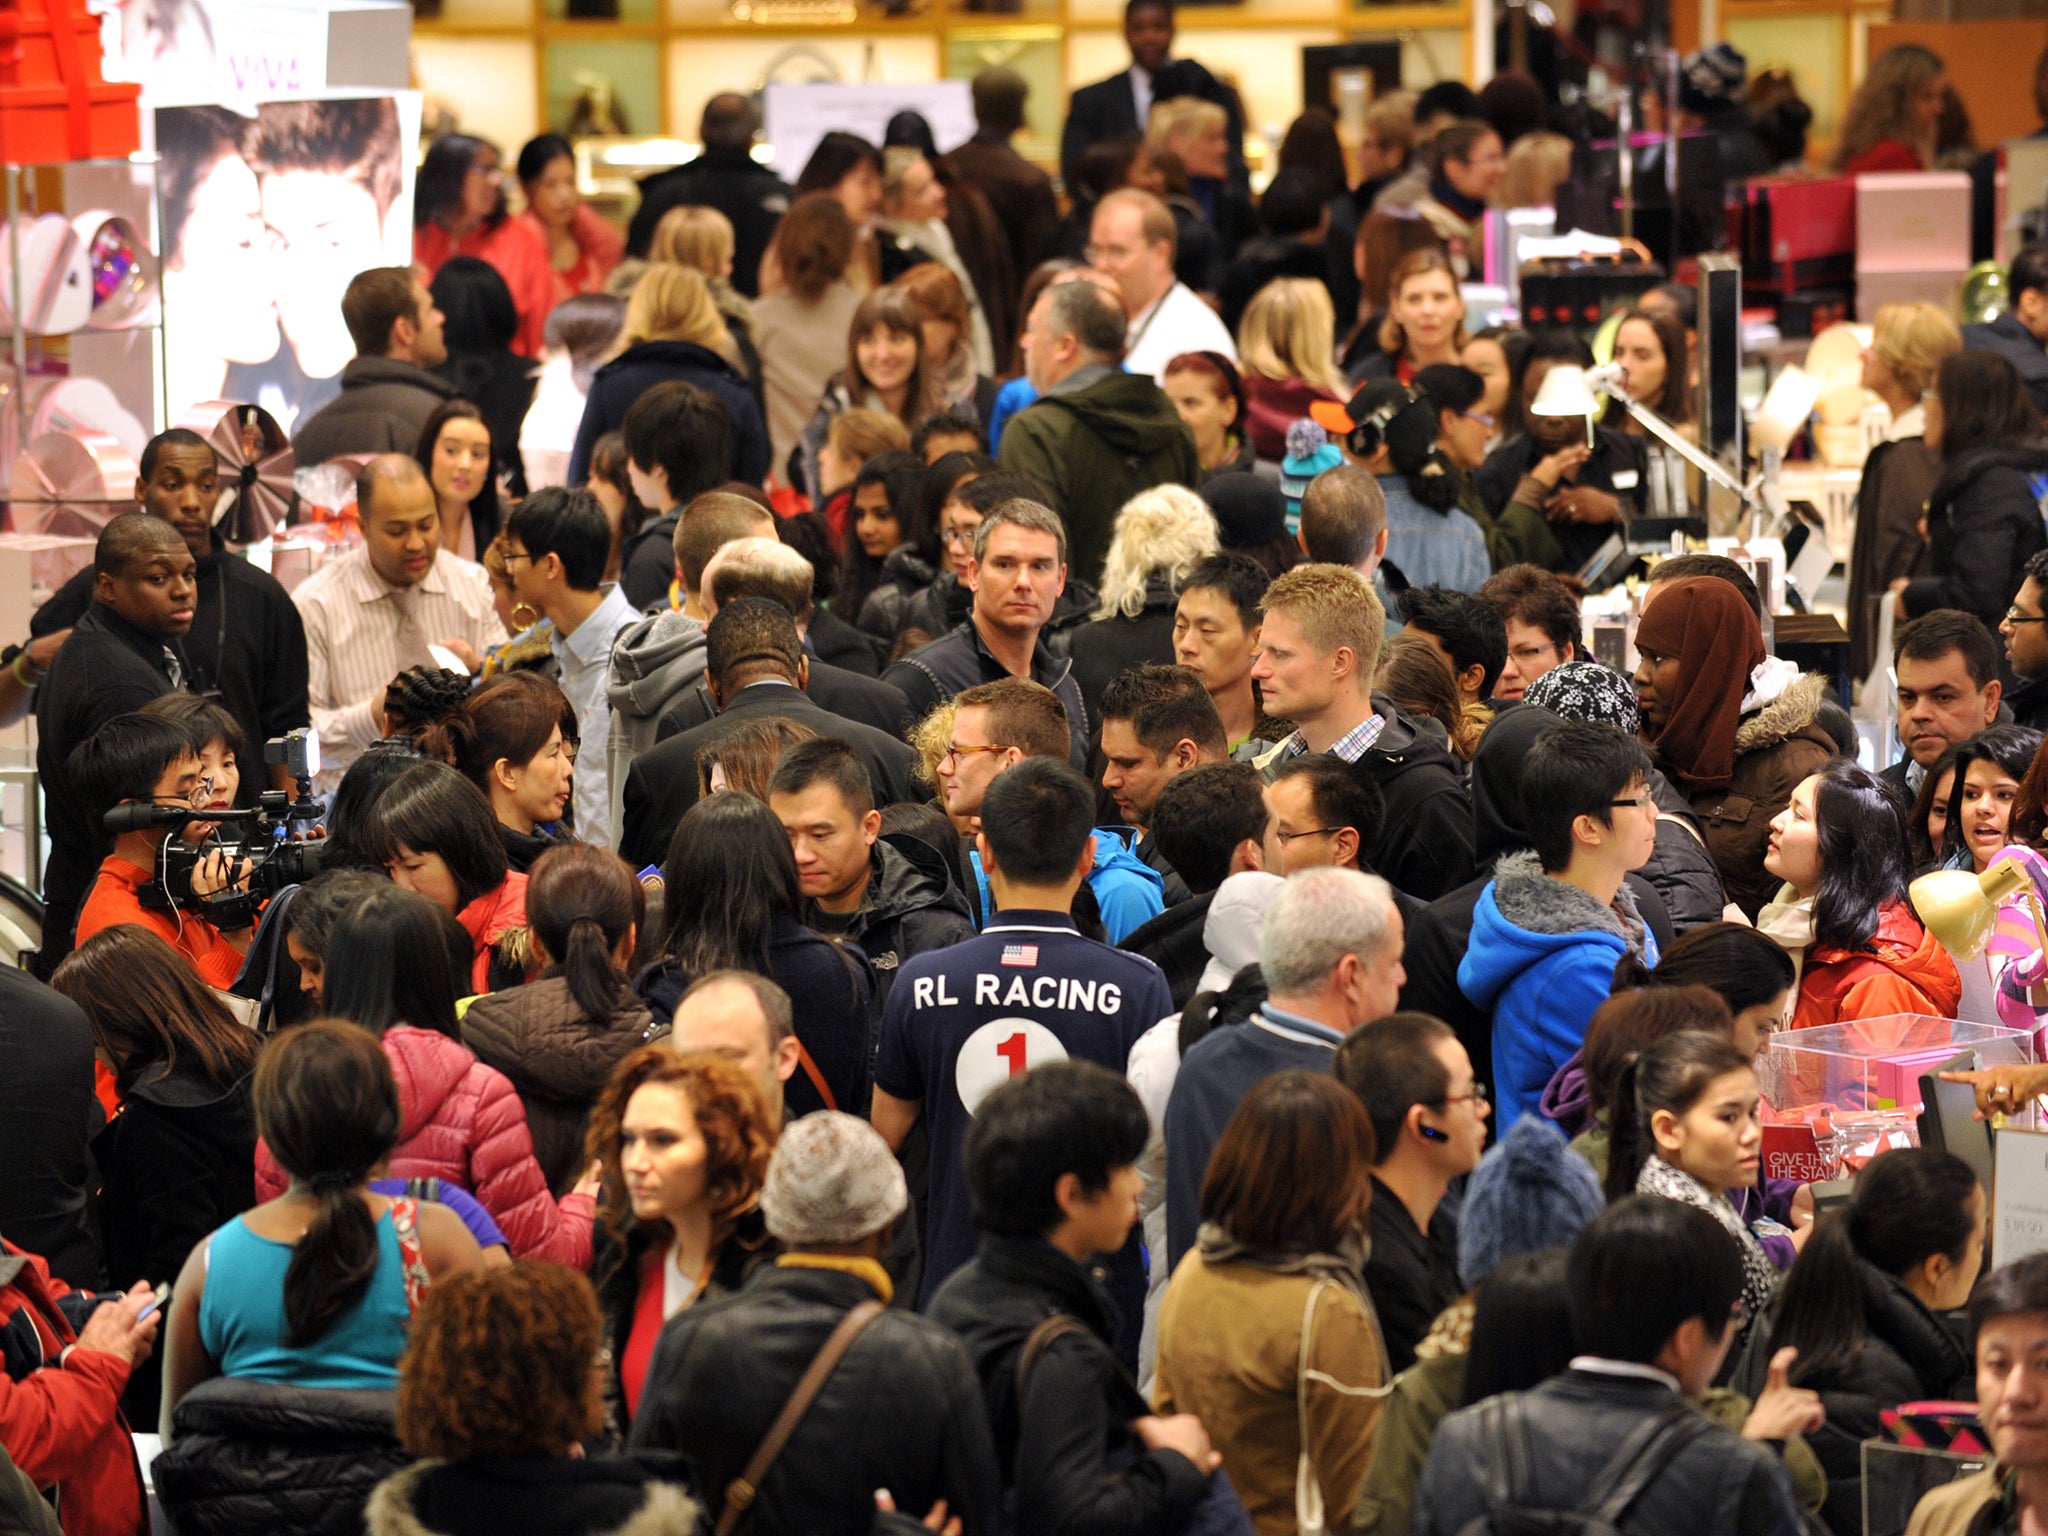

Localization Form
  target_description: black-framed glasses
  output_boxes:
[1608,795,1655,810]
[1273,826,1342,846]
[499,549,534,567]
[2005,607,2048,627]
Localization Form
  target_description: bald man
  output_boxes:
[291,454,506,791]
[669,970,802,1126]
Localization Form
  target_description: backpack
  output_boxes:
[1452,1395,1713,1536]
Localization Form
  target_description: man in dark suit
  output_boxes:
[1963,243,2048,416]
[945,68,1061,288]
[654,535,913,740]
[619,598,920,869]
[626,94,793,298]
[1058,0,1247,193]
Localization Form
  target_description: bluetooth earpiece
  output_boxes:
[1419,1125,1448,1142]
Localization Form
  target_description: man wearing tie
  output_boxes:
[1058,0,1246,193]
[292,455,506,793]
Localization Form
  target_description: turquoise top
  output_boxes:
[198,1208,412,1389]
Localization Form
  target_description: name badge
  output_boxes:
[1612,469,1640,490]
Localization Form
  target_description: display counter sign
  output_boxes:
[1994,1126,2048,1269]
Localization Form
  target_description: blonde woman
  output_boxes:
[1237,278,1349,460]
[1846,301,1965,676]
[1068,484,1220,722]
[1354,248,1468,386]
[1147,96,1259,259]
[650,204,759,389]
[879,147,996,377]
[568,264,768,485]
[1498,131,1574,211]
[1833,44,1947,173]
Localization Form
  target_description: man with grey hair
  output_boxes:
[1161,866,1404,1265]
[653,535,911,739]
[630,1112,1003,1531]
[883,500,1089,765]
[997,277,1198,585]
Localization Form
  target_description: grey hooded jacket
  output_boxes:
[603,610,708,847]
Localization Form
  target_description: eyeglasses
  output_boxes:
[1273,826,1342,846]
[1462,409,1497,428]
[1434,1082,1490,1107]
[499,549,533,567]
[940,525,975,549]
[2006,607,2048,627]
[1507,642,1558,664]
[1608,794,1655,811]
[941,742,1010,766]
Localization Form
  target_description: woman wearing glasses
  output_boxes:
[420,672,580,870]
[1895,348,2048,647]
[1757,759,1960,1031]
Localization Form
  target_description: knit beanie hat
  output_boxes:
[1521,659,1640,735]
[1201,470,1290,550]
[1280,419,1344,534]
[761,1111,908,1246]
[1678,43,1747,119]
[1456,1114,1607,1288]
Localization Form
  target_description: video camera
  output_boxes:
[105,728,328,931]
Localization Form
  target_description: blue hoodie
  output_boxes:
[971,825,1164,945]
[1457,850,1657,1127]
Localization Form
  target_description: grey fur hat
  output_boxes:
[1456,1114,1607,1288]
[761,1111,908,1246]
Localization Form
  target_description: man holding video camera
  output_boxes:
[70,713,253,989]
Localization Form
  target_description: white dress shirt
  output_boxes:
[293,545,508,792]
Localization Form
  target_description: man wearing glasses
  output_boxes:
[1458,721,1661,1128]
[1333,1013,1491,1373]
[2001,550,2048,731]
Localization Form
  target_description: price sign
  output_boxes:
[1994,1126,2048,1269]
[954,1018,1068,1115]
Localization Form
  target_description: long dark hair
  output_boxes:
[255,1021,402,1346]
[1460,1248,1578,1406]
[1767,1147,1979,1380]
[414,397,505,554]
[52,925,258,1094]
[416,133,504,234]
[1939,724,2043,868]
[658,792,802,979]
[793,131,882,201]
[911,450,993,567]
[838,449,925,626]
[366,761,511,910]
[1605,1031,1755,1201]
[1200,1071,1376,1253]
[1913,742,1967,869]
[1807,759,1914,953]
[526,844,642,1020]
[1936,348,2041,461]
[321,884,471,1038]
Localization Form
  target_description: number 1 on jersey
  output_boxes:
[997,1032,1028,1077]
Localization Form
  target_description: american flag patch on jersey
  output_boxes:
[1001,944,1039,967]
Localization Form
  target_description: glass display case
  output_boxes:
[1757,1015,2033,1181]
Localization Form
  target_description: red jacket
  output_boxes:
[1242,373,1343,462]
[256,1027,592,1267]
[0,1242,144,1536]
[1790,900,1963,1032]
[457,874,528,994]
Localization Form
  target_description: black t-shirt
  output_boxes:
[1365,1173,1465,1374]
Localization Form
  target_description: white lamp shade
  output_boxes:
[1528,364,1602,419]
[1751,366,1823,455]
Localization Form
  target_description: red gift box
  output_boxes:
[0,0,140,165]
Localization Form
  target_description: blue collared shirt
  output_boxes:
[551,582,639,847]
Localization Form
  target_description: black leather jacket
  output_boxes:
[1414,1369,1806,1536]
[628,1263,1002,1535]
[927,1235,1209,1536]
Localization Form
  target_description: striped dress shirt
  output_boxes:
[293,545,507,791]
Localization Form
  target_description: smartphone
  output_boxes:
[136,1281,171,1323]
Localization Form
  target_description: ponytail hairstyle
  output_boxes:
[1808,759,1914,953]
[1767,1147,1979,1381]
[1348,380,1460,514]
[1604,1030,1755,1201]
[254,1021,403,1346]
[525,843,643,1020]
[1578,985,1733,1132]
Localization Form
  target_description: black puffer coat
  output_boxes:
[859,546,942,649]
[1642,768,1728,931]
[153,1380,407,1536]
[1903,441,2048,648]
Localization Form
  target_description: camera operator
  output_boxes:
[70,713,254,988]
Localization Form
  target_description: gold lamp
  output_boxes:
[1910,862,2035,961]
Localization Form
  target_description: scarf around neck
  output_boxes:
[1196,1220,1378,1318]
[1636,1156,1780,1324]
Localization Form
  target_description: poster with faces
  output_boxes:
[155,92,422,434]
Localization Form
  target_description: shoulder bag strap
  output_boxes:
[1014,1313,1086,1402]
[390,1197,430,1316]
[1584,1400,1715,1524]
[715,1298,885,1536]
[1295,1281,1328,1536]
[792,1041,838,1112]
[1473,1395,1523,1517]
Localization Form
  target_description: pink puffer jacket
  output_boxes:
[255,1025,594,1267]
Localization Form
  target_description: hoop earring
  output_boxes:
[510,602,540,632]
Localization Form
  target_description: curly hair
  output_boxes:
[1093,484,1218,622]
[396,1262,603,1459]
[910,698,957,789]
[585,1048,776,1256]
[382,666,472,740]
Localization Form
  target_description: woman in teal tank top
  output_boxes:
[160,1022,485,1434]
